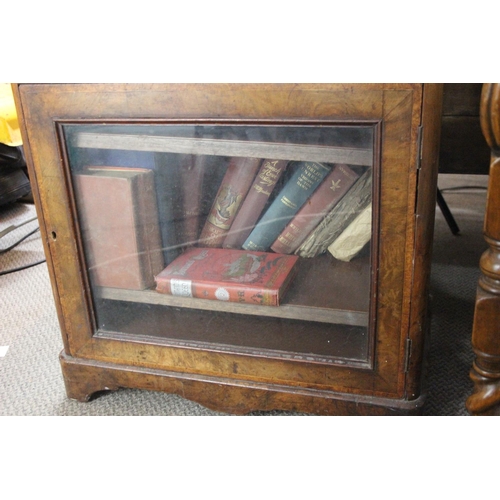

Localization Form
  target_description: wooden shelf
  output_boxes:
[96,287,368,327]
[71,132,373,166]
[95,253,371,327]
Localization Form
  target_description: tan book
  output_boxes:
[327,204,372,262]
[75,166,164,290]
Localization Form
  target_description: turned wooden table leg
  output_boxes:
[466,84,500,415]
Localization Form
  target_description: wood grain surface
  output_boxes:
[13,84,441,414]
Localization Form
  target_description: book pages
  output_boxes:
[328,205,372,262]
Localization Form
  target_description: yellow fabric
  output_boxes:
[0,84,22,146]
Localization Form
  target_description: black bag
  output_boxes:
[0,143,31,206]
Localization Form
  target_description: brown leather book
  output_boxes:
[270,164,360,254]
[179,154,208,247]
[222,159,288,249]
[198,157,262,247]
[75,166,164,290]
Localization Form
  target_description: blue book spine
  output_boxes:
[242,161,331,251]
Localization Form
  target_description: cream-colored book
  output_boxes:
[328,204,372,262]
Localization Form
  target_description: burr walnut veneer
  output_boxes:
[13,84,443,415]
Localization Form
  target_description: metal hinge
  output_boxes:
[404,338,412,373]
[416,126,424,171]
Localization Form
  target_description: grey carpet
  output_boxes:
[0,174,488,415]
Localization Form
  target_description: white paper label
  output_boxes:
[170,279,193,297]
[215,288,230,301]
[0,346,9,357]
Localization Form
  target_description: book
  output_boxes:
[296,168,372,258]
[198,155,232,226]
[151,153,229,262]
[222,159,288,249]
[66,145,180,265]
[242,161,332,252]
[198,157,263,247]
[75,166,164,290]
[179,154,209,247]
[155,247,299,306]
[269,164,360,254]
[152,153,199,264]
[328,204,372,262]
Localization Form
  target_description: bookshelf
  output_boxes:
[13,83,443,415]
[72,132,373,165]
[95,252,371,327]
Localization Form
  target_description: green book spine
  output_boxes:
[242,161,331,251]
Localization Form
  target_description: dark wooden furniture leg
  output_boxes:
[466,83,500,415]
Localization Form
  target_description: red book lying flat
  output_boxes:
[155,247,299,306]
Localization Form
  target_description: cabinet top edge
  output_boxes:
[14,83,427,94]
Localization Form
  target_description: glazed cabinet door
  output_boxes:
[14,84,442,414]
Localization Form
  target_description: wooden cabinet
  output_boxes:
[13,84,443,415]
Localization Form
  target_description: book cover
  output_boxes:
[75,166,164,290]
[296,168,372,258]
[328,204,372,262]
[242,161,332,252]
[155,247,299,306]
[198,157,263,247]
[222,159,288,249]
[270,164,360,254]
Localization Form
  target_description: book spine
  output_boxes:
[242,161,331,252]
[222,159,288,249]
[155,278,280,306]
[179,154,207,247]
[153,152,184,265]
[270,164,359,254]
[134,169,165,280]
[198,157,263,247]
[296,168,372,258]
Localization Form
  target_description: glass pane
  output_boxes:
[64,123,375,367]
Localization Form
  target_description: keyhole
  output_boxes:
[51,231,57,240]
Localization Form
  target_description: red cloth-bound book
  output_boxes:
[197,157,263,247]
[155,247,299,306]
